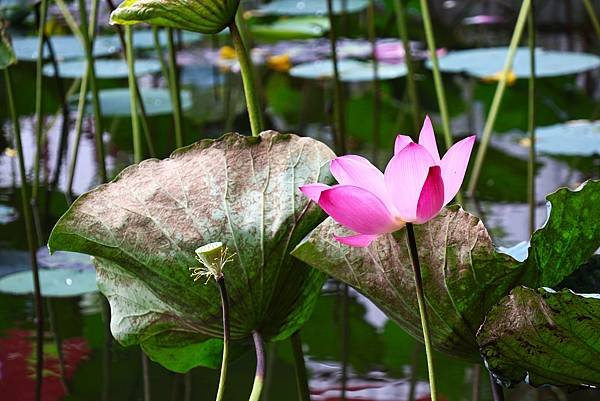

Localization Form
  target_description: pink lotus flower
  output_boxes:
[300,116,475,247]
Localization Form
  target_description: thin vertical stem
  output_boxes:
[340,283,349,401]
[152,26,170,82]
[393,0,421,132]
[368,0,381,162]
[66,73,89,199]
[418,0,452,151]
[527,0,536,235]
[405,223,438,401]
[142,352,151,401]
[326,0,346,154]
[166,27,184,148]
[32,0,48,200]
[466,0,532,197]
[78,0,107,182]
[290,332,310,401]
[47,299,69,393]
[248,331,265,401]
[471,364,481,401]
[125,26,142,163]
[489,371,505,401]
[5,67,45,401]
[215,276,230,401]
[229,20,264,137]
[582,0,600,41]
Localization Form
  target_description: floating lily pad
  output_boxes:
[292,181,600,362]
[0,250,30,278]
[252,0,369,16]
[36,247,93,270]
[429,47,600,78]
[180,65,224,88]
[0,269,98,297]
[532,120,600,156]
[0,204,18,224]
[71,88,193,117]
[251,17,330,40]
[43,59,162,79]
[478,287,600,387]
[48,132,335,372]
[290,59,407,82]
[12,35,119,61]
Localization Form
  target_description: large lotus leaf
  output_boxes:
[291,180,600,361]
[110,0,239,34]
[48,131,335,371]
[477,287,600,386]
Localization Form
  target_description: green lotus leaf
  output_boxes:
[48,131,335,372]
[291,180,600,362]
[477,287,600,387]
[0,17,16,69]
[110,0,239,34]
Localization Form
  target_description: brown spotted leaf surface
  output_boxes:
[478,287,600,386]
[292,180,600,362]
[48,131,335,372]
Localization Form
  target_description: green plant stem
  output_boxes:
[368,0,380,162]
[290,332,310,401]
[248,331,265,401]
[32,0,48,201]
[527,1,536,235]
[125,26,142,163]
[489,371,504,401]
[152,26,170,83]
[229,20,264,137]
[142,352,151,401]
[78,0,107,182]
[582,0,600,41]
[405,223,438,401]
[326,0,346,154]
[466,0,532,197]
[5,67,45,401]
[471,364,481,401]
[215,276,230,401]
[66,73,89,199]
[418,0,452,151]
[393,0,421,132]
[166,27,184,147]
[104,0,154,157]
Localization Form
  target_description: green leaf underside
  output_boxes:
[49,131,335,372]
[110,0,239,34]
[292,180,600,362]
[478,287,600,387]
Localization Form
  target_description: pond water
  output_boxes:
[1,2,599,400]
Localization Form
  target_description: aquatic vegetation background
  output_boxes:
[1,0,600,400]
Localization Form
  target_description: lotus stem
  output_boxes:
[582,0,600,41]
[527,1,536,235]
[340,283,349,400]
[215,276,230,401]
[152,26,170,83]
[166,27,184,148]
[104,0,154,157]
[368,0,381,162]
[124,26,143,163]
[142,352,151,401]
[488,371,505,401]
[466,0,532,197]
[32,0,48,201]
[418,0,452,151]
[248,331,265,401]
[393,0,421,132]
[326,0,347,154]
[47,299,69,393]
[229,19,264,137]
[4,67,45,401]
[66,72,89,200]
[77,0,108,183]
[405,223,438,401]
[290,332,310,401]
